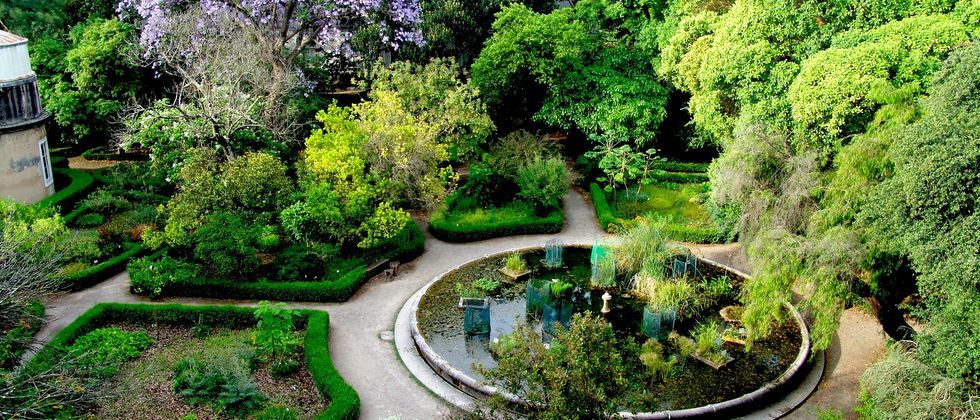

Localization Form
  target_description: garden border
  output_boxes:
[22,303,359,420]
[403,245,815,418]
[56,242,147,292]
[588,182,724,243]
[34,167,96,213]
[429,206,564,242]
[139,221,426,302]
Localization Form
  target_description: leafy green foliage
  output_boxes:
[173,357,267,416]
[515,157,569,212]
[67,327,153,378]
[478,313,632,418]
[46,18,144,143]
[428,193,564,242]
[253,301,301,364]
[366,59,494,160]
[192,213,263,278]
[129,254,200,298]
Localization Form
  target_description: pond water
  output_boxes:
[417,247,803,412]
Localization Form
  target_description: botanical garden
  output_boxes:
[0,0,977,419]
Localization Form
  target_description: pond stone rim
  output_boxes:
[405,243,814,418]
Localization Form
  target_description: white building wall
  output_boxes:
[0,42,34,82]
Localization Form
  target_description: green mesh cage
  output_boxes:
[667,253,698,279]
[542,300,573,337]
[544,239,564,268]
[590,241,617,288]
[641,306,677,340]
[462,298,491,335]
[526,278,553,315]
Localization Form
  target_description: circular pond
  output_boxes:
[410,245,812,416]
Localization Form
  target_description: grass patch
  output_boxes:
[590,182,725,243]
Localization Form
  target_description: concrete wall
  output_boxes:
[0,124,54,204]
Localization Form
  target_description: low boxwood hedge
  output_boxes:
[429,192,565,242]
[56,242,146,292]
[589,182,724,242]
[139,221,425,302]
[651,161,710,173]
[429,207,564,242]
[34,168,96,213]
[23,303,359,419]
[589,183,621,232]
[648,171,710,184]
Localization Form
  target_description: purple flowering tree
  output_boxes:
[118,0,423,62]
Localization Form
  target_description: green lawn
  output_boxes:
[608,183,713,228]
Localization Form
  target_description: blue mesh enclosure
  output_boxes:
[667,253,699,278]
[542,300,574,337]
[462,298,491,335]
[544,239,564,268]
[526,278,553,315]
[641,307,677,340]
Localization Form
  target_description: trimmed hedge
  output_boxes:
[34,167,96,213]
[23,303,359,419]
[56,242,146,292]
[648,171,710,184]
[589,182,724,242]
[590,183,620,232]
[651,161,710,173]
[141,221,425,302]
[429,206,564,242]
[306,310,360,419]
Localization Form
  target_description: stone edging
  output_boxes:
[405,244,815,417]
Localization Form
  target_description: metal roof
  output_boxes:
[0,30,27,46]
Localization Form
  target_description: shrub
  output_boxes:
[488,130,558,176]
[253,301,301,363]
[57,242,145,291]
[274,244,326,282]
[129,254,200,298]
[101,206,159,241]
[270,358,300,378]
[515,156,568,212]
[0,302,45,369]
[505,252,527,273]
[67,327,153,378]
[76,189,132,216]
[76,213,105,228]
[62,229,103,263]
[173,357,267,416]
[460,163,505,206]
[193,212,261,278]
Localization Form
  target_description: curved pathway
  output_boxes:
[30,188,880,419]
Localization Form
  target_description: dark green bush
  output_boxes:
[76,189,132,216]
[275,244,327,282]
[66,327,153,378]
[56,242,146,292]
[75,213,105,227]
[193,212,262,278]
[129,253,199,298]
[23,304,358,419]
[270,358,300,378]
[663,224,723,244]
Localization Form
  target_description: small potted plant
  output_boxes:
[689,321,734,369]
[719,305,743,324]
[722,325,747,347]
[499,252,530,281]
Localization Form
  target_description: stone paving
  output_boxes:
[31,187,881,419]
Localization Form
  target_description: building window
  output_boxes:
[38,137,53,187]
[0,78,42,126]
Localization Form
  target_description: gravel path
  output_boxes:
[31,187,882,419]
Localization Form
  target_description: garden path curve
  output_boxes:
[31,188,880,419]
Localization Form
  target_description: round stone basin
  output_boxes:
[411,246,812,416]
